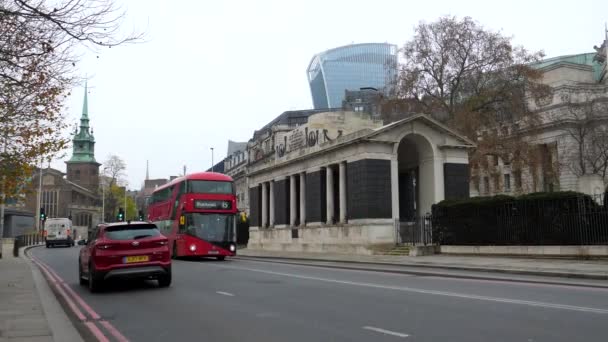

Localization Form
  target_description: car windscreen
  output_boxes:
[104,224,161,240]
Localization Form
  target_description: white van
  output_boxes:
[45,218,74,248]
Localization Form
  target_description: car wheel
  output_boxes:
[78,259,87,286]
[158,268,172,288]
[88,262,102,293]
[45,243,49,248]
[216,256,226,261]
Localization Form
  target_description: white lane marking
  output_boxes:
[210,265,608,315]
[363,326,409,338]
[216,291,235,297]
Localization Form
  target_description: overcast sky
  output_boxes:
[51,0,608,189]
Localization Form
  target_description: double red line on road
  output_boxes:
[30,256,129,342]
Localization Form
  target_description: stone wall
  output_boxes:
[248,220,395,255]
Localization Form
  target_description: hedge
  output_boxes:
[431,191,608,245]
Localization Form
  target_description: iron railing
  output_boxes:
[432,193,608,246]
[396,214,433,245]
[13,232,44,257]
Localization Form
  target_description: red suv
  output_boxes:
[79,221,171,292]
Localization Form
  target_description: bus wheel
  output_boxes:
[216,256,226,261]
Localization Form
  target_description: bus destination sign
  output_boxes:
[194,200,232,210]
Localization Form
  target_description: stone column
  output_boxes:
[339,162,347,223]
[391,157,400,221]
[326,166,334,224]
[269,181,275,227]
[261,182,268,228]
[299,172,306,226]
[290,175,297,226]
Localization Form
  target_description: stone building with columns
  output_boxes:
[246,110,473,254]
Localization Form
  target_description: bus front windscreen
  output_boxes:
[184,213,235,242]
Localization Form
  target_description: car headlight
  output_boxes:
[189,244,196,252]
[229,244,236,252]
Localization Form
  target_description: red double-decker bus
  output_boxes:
[146,172,237,260]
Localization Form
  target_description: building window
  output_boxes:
[483,177,490,194]
[514,171,522,190]
[493,175,500,192]
[75,170,80,180]
[504,174,511,192]
[42,190,58,218]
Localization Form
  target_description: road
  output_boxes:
[31,246,608,342]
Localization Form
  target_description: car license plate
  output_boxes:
[124,255,149,263]
[208,250,219,254]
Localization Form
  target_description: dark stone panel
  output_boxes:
[444,163,470,200]
[273,180,289,225]
[249,187,260,227]
[347,159,392,219]
[305,170,326,223]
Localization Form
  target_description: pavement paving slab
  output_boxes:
[238,248,608,279]
[0,248,83,342]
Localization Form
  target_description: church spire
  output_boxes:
[146,160,149,180]
[82,81,89,118]
[79,82,90,132]
[67,81,97,164]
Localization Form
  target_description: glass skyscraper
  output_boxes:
[307,43,398,109]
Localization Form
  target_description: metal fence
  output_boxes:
[395,214,433,245]
[432,193,608,246]
[13,232,44,257]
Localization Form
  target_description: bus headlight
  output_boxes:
[229,244,236,252]
[189,244,196,252]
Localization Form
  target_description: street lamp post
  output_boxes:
[0,175,5,248]
[35,157,43,231]
[124,187,127,221]
[210,147,214,173]
[101,185,105,223]
[101,167,108,223]
[0,136,7,245]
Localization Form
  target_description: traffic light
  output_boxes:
[138,210,144,221]
[117,207,124,222]
[40,207,46,221]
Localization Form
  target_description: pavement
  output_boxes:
[0,246,82,342]
[237,248,608,280]
[29,245,608,342]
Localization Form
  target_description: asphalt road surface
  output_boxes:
[31,246,608,342]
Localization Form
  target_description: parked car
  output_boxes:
[77,239,87,246]
[78,221,171,292]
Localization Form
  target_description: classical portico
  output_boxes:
[247,112,474,255]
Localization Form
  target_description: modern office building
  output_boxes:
[307,43,398,109]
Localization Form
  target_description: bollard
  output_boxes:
[13,237,19,257]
